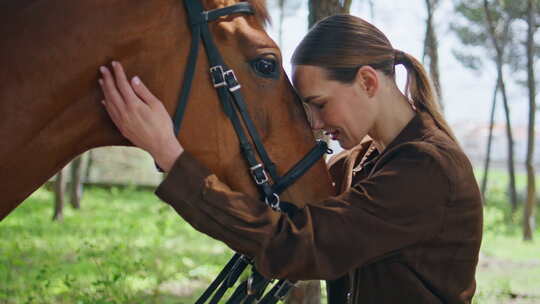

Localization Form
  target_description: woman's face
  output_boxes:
[292,65,378,149]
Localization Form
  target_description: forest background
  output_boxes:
[1,0,539,303]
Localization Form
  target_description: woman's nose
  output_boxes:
[308,107,324,130]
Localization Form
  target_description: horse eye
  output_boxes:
[251,57,279,78]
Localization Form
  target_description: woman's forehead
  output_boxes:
[292,65,326,84]
[292,65,333,95]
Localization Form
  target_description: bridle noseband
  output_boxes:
[168,1,332,302]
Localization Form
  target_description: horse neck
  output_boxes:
[0,0,191,219]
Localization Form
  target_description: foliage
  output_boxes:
[475,184,540,303]
[0,185,539,303]
[451,0,540,76]
[0,187,232,303]
[451,0,518,73]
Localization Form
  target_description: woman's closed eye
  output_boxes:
[312,101,326,110]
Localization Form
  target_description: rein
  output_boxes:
[168,1,332,302]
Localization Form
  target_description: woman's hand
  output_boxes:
[98,61,183,172]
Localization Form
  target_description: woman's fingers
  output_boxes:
[101,98,123,131]
[111,61,140,106]
[131,76,160,107]
[99,75,125,123]
[100,66,127,116]
[97,61,183,162]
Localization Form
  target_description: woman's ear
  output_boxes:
[355,66,379,98]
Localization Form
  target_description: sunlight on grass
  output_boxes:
[1,184,539,303]
[0,187,232,303]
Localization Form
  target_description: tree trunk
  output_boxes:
[483,0,518,212]
[52,168,65,221]
[481,78,499,200]
[423,0,444,112]
[498,63,518,212]
[524,0,536,241]
[70,155,84,209]
[308,0,352,28]
[85,150,94,182]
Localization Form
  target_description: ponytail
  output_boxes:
[394,50,457,143]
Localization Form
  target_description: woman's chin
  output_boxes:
[338,139,352,150]
[338,137,362,150]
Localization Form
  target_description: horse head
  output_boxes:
[0,0,333,222]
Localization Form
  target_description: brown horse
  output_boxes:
[0,0,333,302]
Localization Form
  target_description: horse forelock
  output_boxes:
[246,0,271,26]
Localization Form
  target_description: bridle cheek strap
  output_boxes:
[173,0,330,213]
[169,1,332,303]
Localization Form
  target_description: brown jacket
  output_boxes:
[156,112,483,303]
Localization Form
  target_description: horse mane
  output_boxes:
[246,0,271,26]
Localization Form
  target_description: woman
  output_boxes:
[98,15,483,304]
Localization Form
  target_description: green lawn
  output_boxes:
[1,184,539,304]
[472,178,540,304]
[0,187,233,304]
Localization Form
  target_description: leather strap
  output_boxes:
[273,140,331,195]
[173,1,254,133]
[194,253,242,304]
[173,1,332,302]
[258,280,296,304]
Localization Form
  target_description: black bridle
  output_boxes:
[170,0,331,302]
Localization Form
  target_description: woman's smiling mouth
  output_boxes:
[324,129,340,140]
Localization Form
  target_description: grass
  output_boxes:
[0,187,233,304]
[473,177,540,304]
[0,181,539,303]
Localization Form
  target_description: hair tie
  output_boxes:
[394,49,407,66]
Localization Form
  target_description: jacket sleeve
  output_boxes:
[155,143,449,281]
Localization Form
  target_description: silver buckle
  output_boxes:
[264,193,281,212]
[247,275,256,296]
[210,65,226,88]
[223,69,241,92]
[250,163,269,185]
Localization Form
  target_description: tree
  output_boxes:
[523,0,537,241]
[423,0,444,111]
[483,0,519,212]
[70,156,84,209]
[481,77,499,198]
[52,167,66,221]
[308,0,353,28]
[452,0,519,212]
[52,154,89,221]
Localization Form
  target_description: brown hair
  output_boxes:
[292,14,457,143]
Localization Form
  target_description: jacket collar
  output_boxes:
[382,111,437,153]
[338,111,438,191]
[364,111,437,164]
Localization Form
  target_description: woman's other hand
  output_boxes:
[98,61,183,172]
